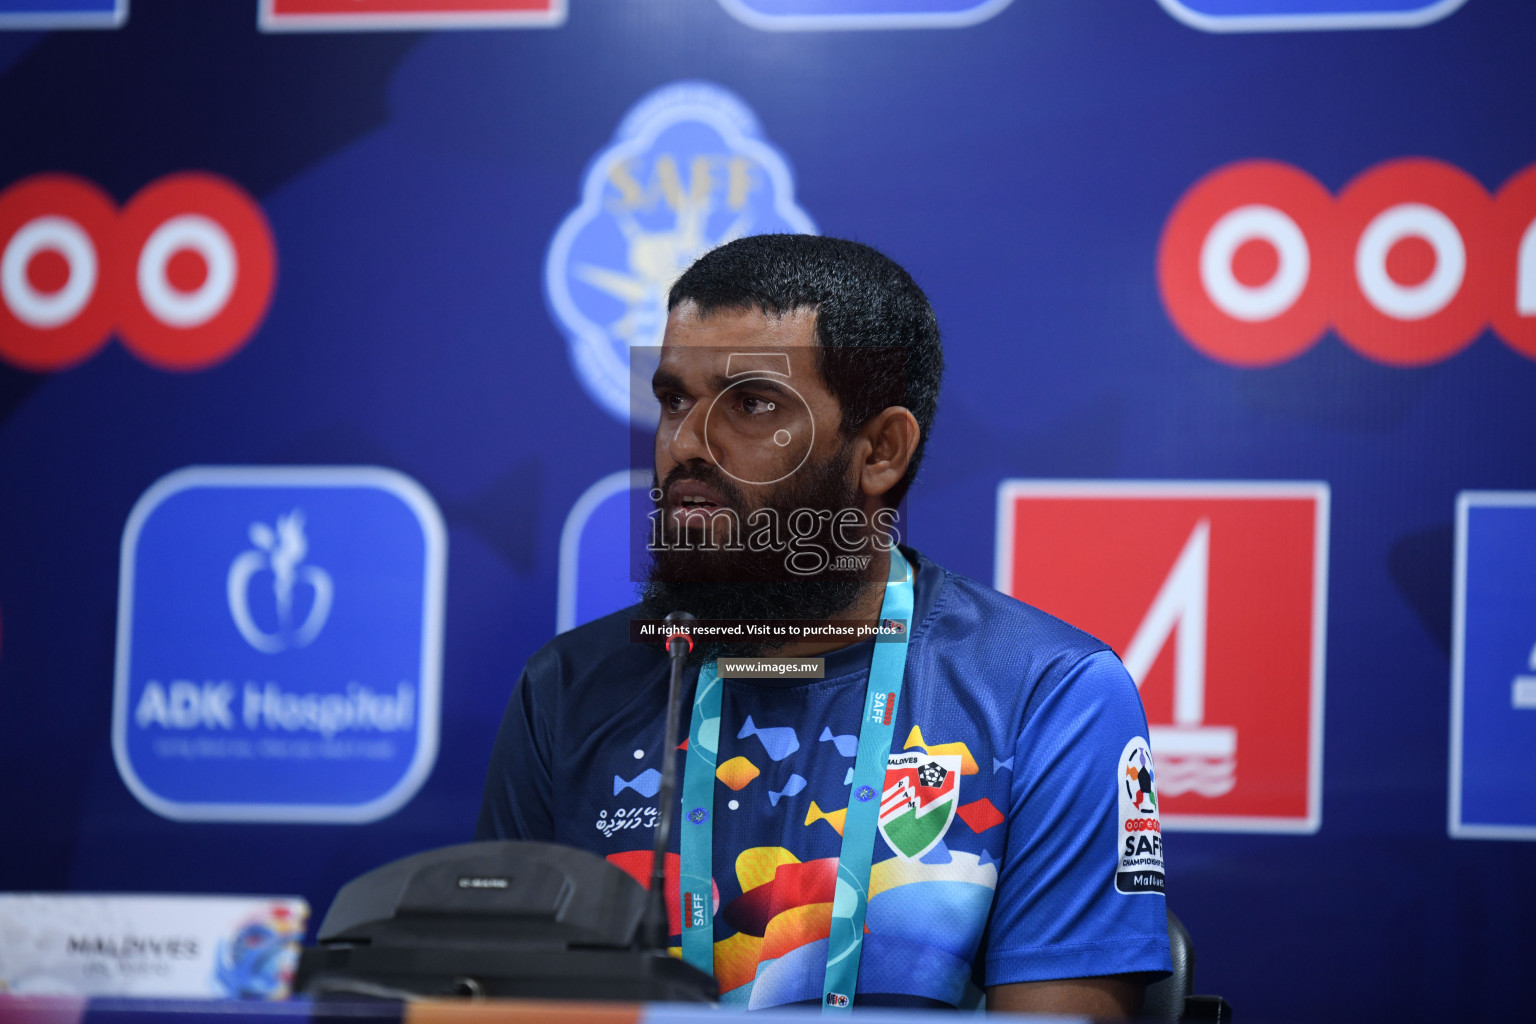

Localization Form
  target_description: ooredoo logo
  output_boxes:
[0,172,276,373]
[1157,158,1536,368]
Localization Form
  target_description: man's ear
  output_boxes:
[855,407,921,501]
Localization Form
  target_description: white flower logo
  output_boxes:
[226,509,333,654]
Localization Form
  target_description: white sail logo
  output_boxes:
[227,510,333,654]
[1123,519,1239,798]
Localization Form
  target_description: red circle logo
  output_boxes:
[115,172,277,372]
[1157,160,1335,367]
[0,174,117,372]
[1490,162,1536,361]
[1333,158,1490,367]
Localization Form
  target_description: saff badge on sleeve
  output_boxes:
[1117,737,1165,895]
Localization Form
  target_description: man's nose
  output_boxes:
[663,402,711,467]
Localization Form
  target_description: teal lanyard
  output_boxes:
[677,548,915,1013]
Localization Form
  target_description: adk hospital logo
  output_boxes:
[545,81,816,425]
[113,466,447,823]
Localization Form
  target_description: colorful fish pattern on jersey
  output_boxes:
[477,548,1172,1008]
[602,706,1001,1007]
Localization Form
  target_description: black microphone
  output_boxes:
[641,610,695,951]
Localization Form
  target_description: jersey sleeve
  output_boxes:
[984,649,1173,985]
[474,662,556,841]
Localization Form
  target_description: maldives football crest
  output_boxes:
[545,81,817,426]
[878,752,960,860]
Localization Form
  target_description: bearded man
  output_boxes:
[477,235,1171,1015]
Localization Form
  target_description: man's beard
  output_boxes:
[640,443,874,661]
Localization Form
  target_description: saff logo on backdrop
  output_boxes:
[997,481,1328,833]
[0,172,275,373]
[113,466,447,824]
[1158,158,1536,368]
[545,81,816,426]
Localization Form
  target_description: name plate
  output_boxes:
[0,894,308,999]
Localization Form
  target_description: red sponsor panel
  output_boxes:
[996,481,1328,832]
[1490,162,1536,360]
[261,0,564,30]
[1333,158,1490,367]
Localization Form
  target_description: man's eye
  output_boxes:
[738,395,777,416]
[659,393,690,414]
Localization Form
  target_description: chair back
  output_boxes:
[1141,910,1194,1022]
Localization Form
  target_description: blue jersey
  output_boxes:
[477,548,1172,1008]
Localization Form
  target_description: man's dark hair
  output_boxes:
[667,234,943,506]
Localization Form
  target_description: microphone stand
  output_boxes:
[641,610,695,951]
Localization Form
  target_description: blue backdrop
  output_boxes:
[1,1,1534,1021]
